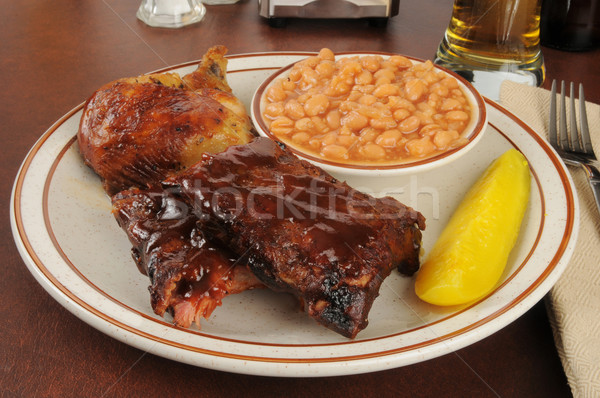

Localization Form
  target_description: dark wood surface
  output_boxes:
[3,1,599,397]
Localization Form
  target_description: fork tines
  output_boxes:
[550,80,593,156]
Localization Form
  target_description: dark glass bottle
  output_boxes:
[540,0,600,51]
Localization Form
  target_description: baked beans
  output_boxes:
[262,48,472,165]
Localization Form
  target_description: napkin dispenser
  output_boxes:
[258,0,400,27]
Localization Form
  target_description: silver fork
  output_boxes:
[549,80,600,218]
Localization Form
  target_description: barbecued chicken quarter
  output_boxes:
[112,187,263,328]
[78,45,255,196]
[164,137,426,338]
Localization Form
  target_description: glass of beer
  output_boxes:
[434,0,545,100]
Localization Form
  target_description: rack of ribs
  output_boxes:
[164,137,426,338]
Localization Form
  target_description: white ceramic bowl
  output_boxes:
[251,52,487,184]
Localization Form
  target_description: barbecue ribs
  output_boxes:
[164,137,426,338]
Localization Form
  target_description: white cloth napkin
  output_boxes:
[500,80,600,398]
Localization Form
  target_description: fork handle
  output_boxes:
[582,163,600,219]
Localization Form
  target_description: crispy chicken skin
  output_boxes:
[77,45,254,195]
[112,187,263,328]
[164,138,426,338]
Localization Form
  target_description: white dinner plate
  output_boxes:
[10,52,579,377]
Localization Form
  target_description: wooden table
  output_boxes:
[3,1,598,396]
